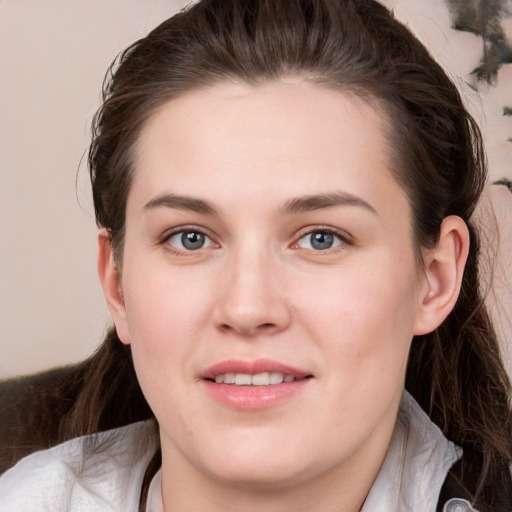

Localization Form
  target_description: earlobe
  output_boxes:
[413,216,470,335]
[97,228,131,345]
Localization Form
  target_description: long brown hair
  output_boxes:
[58,0,512,506]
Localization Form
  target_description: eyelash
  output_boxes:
[160,226,217,255]
[291,226,352,254]
[159,226,352,256]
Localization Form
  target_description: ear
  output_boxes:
[413,216,470,335]
[97,228,131,345]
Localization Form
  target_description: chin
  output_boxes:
[206,461,314,491]
[196,439,326,491]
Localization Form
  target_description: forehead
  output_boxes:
[130,81,408,221]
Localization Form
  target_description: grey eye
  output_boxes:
[181,231,205,250]
[167,230,213,251]
[297,231,342,250]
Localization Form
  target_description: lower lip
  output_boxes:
[202,379,311,410]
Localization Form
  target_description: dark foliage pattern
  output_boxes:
[445,0,512,143]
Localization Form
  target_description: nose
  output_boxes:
[213,246,292,337]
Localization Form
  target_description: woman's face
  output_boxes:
[108,82,432,491]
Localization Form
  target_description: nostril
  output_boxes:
[217,321,278,336]
[254,322,281,335]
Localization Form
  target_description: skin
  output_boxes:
[99,81,469,512]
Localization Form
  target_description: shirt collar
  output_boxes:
[362,391,461,512]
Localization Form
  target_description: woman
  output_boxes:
[0,0,511,510]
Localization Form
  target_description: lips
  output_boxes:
[214,372,296,385]
[201,359,313,409]
[202,359,311,381]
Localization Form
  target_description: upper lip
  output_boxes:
[201,359,312,380]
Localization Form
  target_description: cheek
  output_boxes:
[120,268,212,425]
[294,256,421,377]
[119,257,217,393]
[122,252,213,337]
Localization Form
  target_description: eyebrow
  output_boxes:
[143,193,220,216]
[142,190,377,217]
[279,191,377,216]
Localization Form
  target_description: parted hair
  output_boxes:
[6,0,511,508]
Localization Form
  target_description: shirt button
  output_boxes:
[443,498,478,512]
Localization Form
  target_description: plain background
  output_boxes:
[1,0,511,378]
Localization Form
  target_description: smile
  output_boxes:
[201,359,313,409]
[213,372,296,385]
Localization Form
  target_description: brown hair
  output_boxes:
[69,0,511,507]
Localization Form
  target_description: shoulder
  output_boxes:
[0,420,158,512]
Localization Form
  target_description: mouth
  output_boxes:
[209,372,306,386]
[201,359,314,409]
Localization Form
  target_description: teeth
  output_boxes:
[213,372,296,386]
[235,373,252,385]
[251,372,270,385]
[269,372,284,384]
[223,373,235,384]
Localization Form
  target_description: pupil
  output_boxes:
[182,232,205,250]
[311,232,333,250]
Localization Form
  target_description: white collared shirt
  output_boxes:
[0,392,462,511]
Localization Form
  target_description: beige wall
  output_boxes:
[0,0,189,378]
[1,0,510,379]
